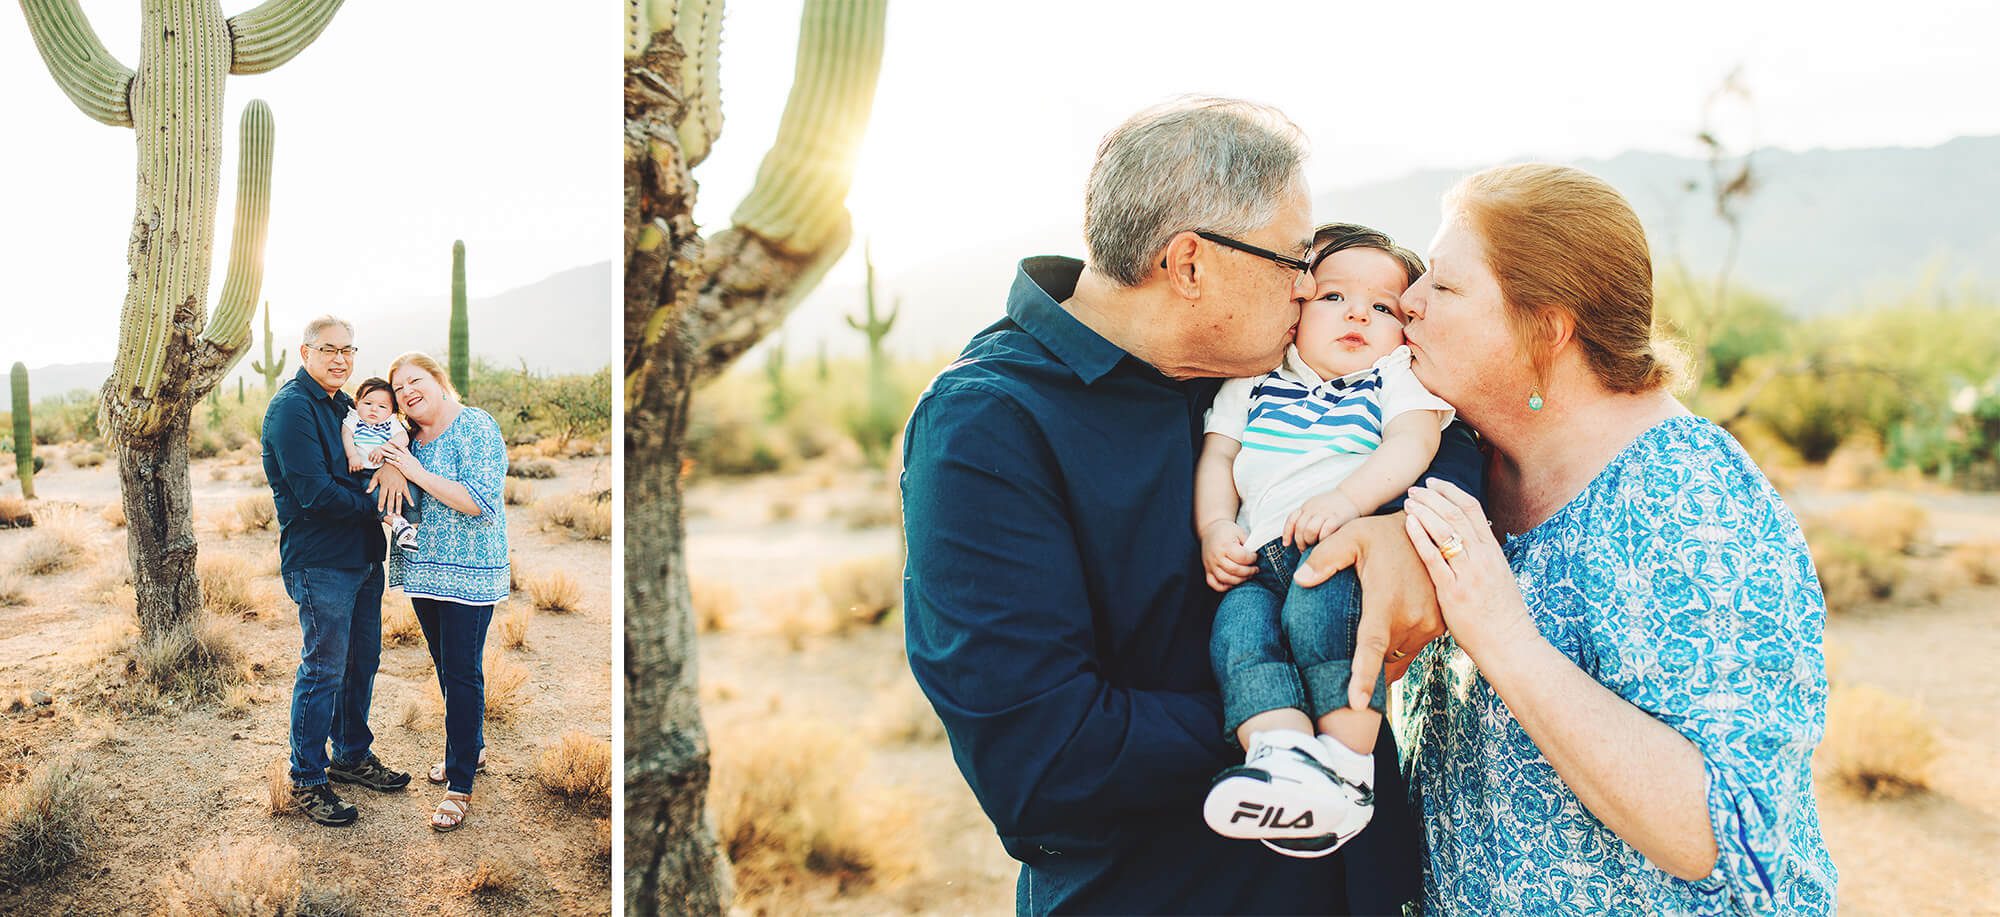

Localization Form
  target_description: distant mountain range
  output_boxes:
[10,261,613,401]
[773,134,2000,362]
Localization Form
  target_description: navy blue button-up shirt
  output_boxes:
[901,257,1486,915]
[262,366,385,573]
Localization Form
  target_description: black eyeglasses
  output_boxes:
[309,345,359,358]
[1161,230,1313,274]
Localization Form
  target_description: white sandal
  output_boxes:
[430,791,471,832]
[427,748,488,784]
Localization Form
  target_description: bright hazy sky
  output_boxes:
[694,0,2000,330]
[2,3,620,371]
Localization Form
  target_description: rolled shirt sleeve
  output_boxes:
[902,386,1234,854]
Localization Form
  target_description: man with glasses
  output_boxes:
[261,315,413,825]
[901,98,1484,914]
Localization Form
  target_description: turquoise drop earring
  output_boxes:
[1528,387,1545,411]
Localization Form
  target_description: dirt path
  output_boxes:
[688,465,2000,915]
[1,446,612,915]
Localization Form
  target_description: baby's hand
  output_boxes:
[1284,491,1360,549]
[347,455,364,472]
[1200,520,1259,592]
[367,446,386,465]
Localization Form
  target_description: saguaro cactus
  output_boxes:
[450,239,470,396]
[10,363,33,500]
[846,242,902,463]
[250,301,287,392]
[763,336,791,421]
[624,1,888,913]
[20,0,345,643]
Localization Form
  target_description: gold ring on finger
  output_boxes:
[1390,649,1409,661]
[1439,534,1466,560]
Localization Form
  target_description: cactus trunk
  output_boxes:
[20,0,344,643]
[10,363,34,500]
[451,240,470,395]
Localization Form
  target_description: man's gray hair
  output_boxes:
[301,315,354,345]
[1084,97,1309,287]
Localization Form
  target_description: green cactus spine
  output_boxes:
[450,240,470,396]
[250,301,287,391]
[764,336,791,421]
[10,363,34,500]
[846,243,901,463]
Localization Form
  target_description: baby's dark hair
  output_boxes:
[355,377,397,412]
[1309,222,1426,286]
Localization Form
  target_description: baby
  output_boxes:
[1195,223,1453,858]
[343,377,421,553]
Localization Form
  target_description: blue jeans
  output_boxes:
[1210,537,1388,743]
[413,597,492,794]
[286,564,385,786]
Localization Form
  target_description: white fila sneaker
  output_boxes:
[1202,729,1374,850]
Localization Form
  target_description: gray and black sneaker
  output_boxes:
[327,753,412,792]
[290,783,358,826]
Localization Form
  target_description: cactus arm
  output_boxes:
[729,0,888,256]
[198,101,275,356]
[225,0,346,75]
[624,0,680,57]
[882,296,899,334]
[674,0,724,166]
[688,219,851,381]
[18,0,135,128]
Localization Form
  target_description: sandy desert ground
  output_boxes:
[0,442,613,915]
[687,461,2000,916]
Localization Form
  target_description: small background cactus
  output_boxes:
[764,336,792,421]
[11,363,34,499]
[845,243,902,465]
[451,239,470,396]
[250,301,287,391]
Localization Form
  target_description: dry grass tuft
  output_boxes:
[15,506,89,576]
[867,674,948,745]
[381,594,424,647]
[819,553,905,631]
[1950,539,2000,586]
[768,588,824,652]
[534,731,611,810]
[711,719,920,900]
[528,570,582,613]
[68,449,107,469]
[456,856,523,899]
[265,759,291,816]
[0,756,102,892]
[198,553,265,620]
[504,478,534,507]
[234,493,277,532]
[0,575,26,608]
[484,650,530,723]
[100,502,125,528]
[498,604,531,650]
[1822,683,1940,799]
[692,577,738,634]
[0,496,31,529]
[155,841,302,917]
[838,492,903,531]
[133,616,252,708]
[509,459,558,480]
[535,492,611,541]
[1805,499,1933,613]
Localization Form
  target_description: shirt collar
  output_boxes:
[1007,256,1129,386]
[1280,343,1383,393]
[291,366,351,409]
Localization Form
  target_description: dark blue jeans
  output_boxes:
[286,564,385,787]
[1211,537,1388,743]
[412,597,493,794]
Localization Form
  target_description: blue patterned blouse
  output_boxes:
[1397,415,1836,915]
[387,405,510,606]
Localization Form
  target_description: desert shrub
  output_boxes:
[484,650,529,723]
[1950,539,2000,585]
[1804,497,1931,612]
[867,674,946,745]
[0,497,31,529]
[691,577,737,633]
[381,595,423,647]
[534,731,611,810]
[0,576,23,608]
[0,757,102,892]
[155,841,302,917]
[819,553,905,630]
[535,492,610,541]
[838,491,902,530]
[198,553,264,619]
[134,616,250,707]
[234,493,277,532]
[767,588,822,652]
[528,571,581,613]
[15,506,89,576]
[504,478,534,506]
[497,604,530,650]
[469,361,612,446]
[99,502,125,528]
[68,449,106,469]
[510,459,558,480]
[1822,683,1939,798]
[710,719,918,899]
[29,389,101,446]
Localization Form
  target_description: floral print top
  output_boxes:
[387,405,510,606]
[1397,415,1837,915]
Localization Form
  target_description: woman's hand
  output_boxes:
[1402,478,1539,659]
[377,441,429,485]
